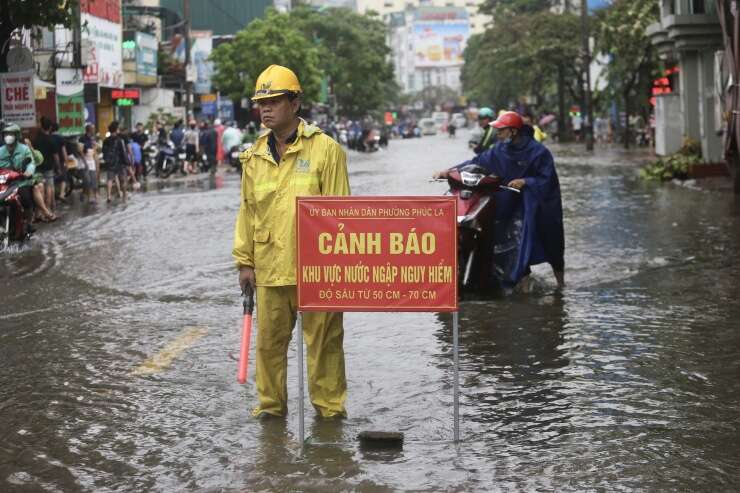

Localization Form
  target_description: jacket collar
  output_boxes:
[252,119,322,163]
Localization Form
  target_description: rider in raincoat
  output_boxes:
[233,65,350,418]
[435,111,564,289]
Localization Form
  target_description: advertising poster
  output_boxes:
[297,196,457,312]
[56,68,85,136]
[190,31,213,94]
[413,21,469,68]
[82,13,123,88]
[136,31,158,84]
[0,71,36,128]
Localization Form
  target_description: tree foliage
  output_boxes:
[594,0,659,145]
[211,6,396,117]
[595,0,659,101]
[290,6,396,118]
[210,9,323,104]
[461,9,581,110]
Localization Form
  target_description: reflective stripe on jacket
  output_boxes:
[232,119,350,286]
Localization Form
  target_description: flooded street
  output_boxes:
[2,131,740,491]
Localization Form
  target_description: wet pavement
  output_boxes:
[2,131,740,491]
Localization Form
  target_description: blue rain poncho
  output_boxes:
[455,135,564,287]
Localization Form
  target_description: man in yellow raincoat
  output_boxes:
[233,65,350,418]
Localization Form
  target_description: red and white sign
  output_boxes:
[297,196,457,312]
[0,71,36,128]
[82,12,123,88]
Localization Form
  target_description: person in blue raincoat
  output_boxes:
[434,111,564,289]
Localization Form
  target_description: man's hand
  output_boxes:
[239,266,256,293]
[432,170,450,180]
[507,178,526,190]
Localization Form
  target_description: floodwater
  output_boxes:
[2,131,740,492]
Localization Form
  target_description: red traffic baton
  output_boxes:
[237,287,255,384]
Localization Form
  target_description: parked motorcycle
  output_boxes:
[142,140,158,176]
[0,168,30,249]
[445,164,520,294]
[154,140,185,178]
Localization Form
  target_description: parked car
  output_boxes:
[419,118,437,135]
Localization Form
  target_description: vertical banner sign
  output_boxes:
[297,196,457,312]
[0,71,36,128]
[56,69,85,136]
[190,31,213,94]
[82,12,123,88]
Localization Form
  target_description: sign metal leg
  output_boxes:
[297,312,305,452]
[453,310,460,443]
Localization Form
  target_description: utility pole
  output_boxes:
[183,0,192,120]
[580,0,594,151]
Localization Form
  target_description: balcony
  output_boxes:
[648,13,722,54]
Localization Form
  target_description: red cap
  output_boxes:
[491,111,524,129]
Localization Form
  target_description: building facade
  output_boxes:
[648,0,723,162]
[389,6,470,94]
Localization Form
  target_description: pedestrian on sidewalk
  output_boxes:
[103,121,130,203]
[50,122,70,203]
[233,64,350,419]
[79,124,99,204]
[33,117,59,212]
[214,118,225,166]
[200,120,217,174]
[183,120,199,174]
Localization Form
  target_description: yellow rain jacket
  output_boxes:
[232,120,350,284]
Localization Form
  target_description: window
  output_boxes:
[692,0,705,14]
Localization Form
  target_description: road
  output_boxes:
[2,131,740,491]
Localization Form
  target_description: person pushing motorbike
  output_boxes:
[233,65,350,419]
[434,111,564,289]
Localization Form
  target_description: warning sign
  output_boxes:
[297,196,457,312]
[0,71,36,128]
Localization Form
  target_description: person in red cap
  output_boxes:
[433,111,564,290]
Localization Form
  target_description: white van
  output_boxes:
[419,118,437,135]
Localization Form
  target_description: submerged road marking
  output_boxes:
[132,326,208,376]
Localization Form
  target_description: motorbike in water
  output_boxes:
[444,164,522,296]
[0,168,30,249]
[229,143,252,174]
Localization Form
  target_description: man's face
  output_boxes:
[478,117,491,129]
[258,95,298,129]
[495,127,517,141]
[136,124,143,132]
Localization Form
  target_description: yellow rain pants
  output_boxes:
[254,285,347,418]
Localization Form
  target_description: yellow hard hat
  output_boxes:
[252,65,302,101]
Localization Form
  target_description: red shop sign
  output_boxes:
[297,196,457,312]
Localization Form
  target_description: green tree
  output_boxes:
[462,9,581,113]
[210,8,323,104]
[595,0,659,147]
[290,6,397,118]
[0,0,79,72]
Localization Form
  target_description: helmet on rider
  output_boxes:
[252,65,303,101]
[478,107,495,120]
[2,123,21,146]
[491,111,524,130]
